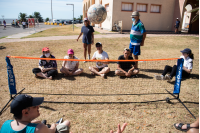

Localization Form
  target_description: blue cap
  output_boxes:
[180,48,191,54]
[10,94,44,115]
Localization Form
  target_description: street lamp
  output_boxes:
[66,4,74,31]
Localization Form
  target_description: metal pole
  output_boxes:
[51,0,53,22]
[73,4,74,31]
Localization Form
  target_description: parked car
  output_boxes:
[61,20,67,24]
[53,19,60,24]
[71,20,77,24]
[76,20,83,23]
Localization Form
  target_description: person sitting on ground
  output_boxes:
[60,49,83,76]
[155,48,193,82]
[32,47,58,80]
[89,42,110,78]
[174,118,199,133]
[0,94,71,133]
[115,48,139,78]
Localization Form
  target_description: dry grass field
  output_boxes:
[0,36,199,133]
[23,25,100,38]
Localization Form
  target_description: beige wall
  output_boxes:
[113,0,176,31]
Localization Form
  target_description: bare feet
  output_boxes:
[100,74,105,78]
[48,76,53,80]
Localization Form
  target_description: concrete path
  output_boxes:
[0,33,198,44]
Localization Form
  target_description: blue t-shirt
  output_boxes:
[0,120,38,133]
[81,25,94,44]
[176,20,180,27]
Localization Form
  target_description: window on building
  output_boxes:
[122,3,133,11]
[105,4,109,12]
[137,4,147,12]
[150,5,161,13]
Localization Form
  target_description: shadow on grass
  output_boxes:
[53,72,96,80]
[0,46,6,50]
[140,68,163,74]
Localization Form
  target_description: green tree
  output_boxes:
[18,12,27,21]
[45,17,49,22]
[33,12,43,22]
[28,15,34,18]
[77,15,83,20]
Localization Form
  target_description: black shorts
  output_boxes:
[32,68,58,77]
[117,68,132,72]
[98,67,105,72]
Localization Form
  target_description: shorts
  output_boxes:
[117,68,132,72]
[129,45,140,56]
[82,41,91,45]
[98,67,107,72]
[56,124,70,133]
[32,68,58,78]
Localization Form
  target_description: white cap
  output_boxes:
[177,18,179,19]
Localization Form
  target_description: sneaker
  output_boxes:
[88,55,90,60]
[41,120,47,125]
[155,75,165,80]
[83,61,87,63]
[165,75,172,82]
[56,118,63,124]
[100,74,105,78]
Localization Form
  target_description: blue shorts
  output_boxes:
[129,45,140,56]
[82,41,91,45]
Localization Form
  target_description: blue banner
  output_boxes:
[5,57,17,94]
[173,58,184,94]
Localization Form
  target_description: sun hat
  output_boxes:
[68,49,74,54]
[84,18,88,21]
[96,42,102,47]
[10,94,44,115]
[180,48,191,54]
[42,47,49,52]
[131,11,140,17]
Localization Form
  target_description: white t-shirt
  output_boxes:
[180,55,193,70]
[92,51,109,68]
[64,56,78,70]
[22,22,26,25]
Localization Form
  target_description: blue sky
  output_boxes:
[0,0,83,19]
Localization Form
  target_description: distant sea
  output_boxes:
[0,18,18,24]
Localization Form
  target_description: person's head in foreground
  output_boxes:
[11,94,44,121]
[96,42,103,52]
[84,18,89,26]
[131,11,140,23]
[0,94,71,133]
[123,48,131,59]
[42,47,51,58]
[181,48,194,59]
[68,49,74,59]
[177,18,179,20]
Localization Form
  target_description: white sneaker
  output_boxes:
[83,61,87,63]
[155,75,165,80]
[100,74,105,78]
[165,75,172,82]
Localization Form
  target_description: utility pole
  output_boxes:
[51,0,53,22]
[66,4,74,31]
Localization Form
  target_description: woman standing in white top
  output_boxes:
[60,49,83,76]
[155,48,194,82]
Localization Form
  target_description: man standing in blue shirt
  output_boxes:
[175,18,180,34]
[129,11,146,69]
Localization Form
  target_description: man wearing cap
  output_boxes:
[60,49,83,76]
[89,42,110,78]
[0,94,71,133]
[115,48,139,78]
[130,11,146,69]
[32,47,58,79]
[77,18,95,62]
[175,18,180,34]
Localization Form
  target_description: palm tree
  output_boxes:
[18,13,27,21]
[187,7,199,23]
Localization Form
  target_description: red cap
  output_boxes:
[42,47,49,52]
[68,49,74,54]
